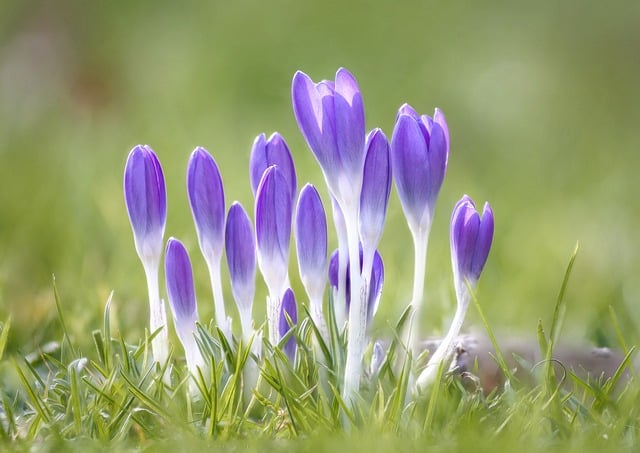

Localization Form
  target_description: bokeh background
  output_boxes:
[1,0,638,354]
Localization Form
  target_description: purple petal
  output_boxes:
[433,108,450,152]
[187,147,225,260]
[469,203,494,280]
[359,129,391,249]
[249,132,297,202]
[367,250,385,323]
[278,288,298,361]
[425,122,448,203]
[390,113,431,228]
[292,71,339,174]
[255,165,292,293]
[165,238,198,325]
[333,67,366,178]
[123,144,167,261]
[295,184,328,299]
[225,202,256,312]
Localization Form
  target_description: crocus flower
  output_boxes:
[292,68,365,206]
[123,144,169,364]
[292,67,367,406]
[295,183,329,341]
[415,195,494,393]
[255,165,292,343]
[328,247,384,327]
[390,104,449,233]
[225,201,256,343]
[249,132,297,204]
[359,128,391,290]
[165,238,204,375]
[390,104,449,354]
[278,288,298,362]
[186,147,231,340]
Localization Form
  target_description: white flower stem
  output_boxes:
[310,296,329,344]
[414,286,470,393]
[342,201,365,407]
[239,307,254,346]
[267,294,280,345]
[407,226,430,351]
[207,259,231,341]
[143,259,169,364]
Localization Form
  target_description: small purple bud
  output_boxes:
[249,132,297,203]
[225,202,256,312]
[165,238,198,340]
[292,68,366,201]
[450,195,494,287]
[329,247,384,325]
[123,145,167,263]
[278,288,298,361]
[295,184,328,301]
[187,147,225,262]
[359,129,391,251]
[391,104,449,232]
[255,165,292,295]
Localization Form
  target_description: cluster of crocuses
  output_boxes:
[123,67,494,404]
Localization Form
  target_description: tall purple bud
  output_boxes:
[123,144,169,364]
[292,67,367,406]
[295,184,329,340]
[390,104,450,352]
[164,238,204,375]
[278,288,298,362]
[359,129,391,294]
[186,147,231,340]
[416,195,494,393]
[249,132,297,204]
[255,165,292,344]
[225,202,256,343]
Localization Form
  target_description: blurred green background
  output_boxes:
[0,0,638,354]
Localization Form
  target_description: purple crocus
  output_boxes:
[123,144,169,364]
[390,104,449,233]
[295,184,329,340]
[416,195,494,393]
[165,237,203,374]
[249,132,297,204]
[124,145,167,265]
[255,165,292,344]
[278,288,298,362]
[359,128,391,292]
[225,201,256,343]
[450,195,494,293]
[186,147,230,340]
[390,104,449,355]
[292,67,368,405]
[292,68,365,205]
[328,247,384,326]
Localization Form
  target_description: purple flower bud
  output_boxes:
[165,238,199,344]
[450,195,494,287]
[123,145,167,263]
[295,184,328,301]
[249,132,297,203]
[255,165,292,295]
[359,128,391,251]
[278,288,298,361]
[292,68,366,202]
[390,104,449,232]
[187,147,225,262]
[225,202,256,313]
[328,247,384,325]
